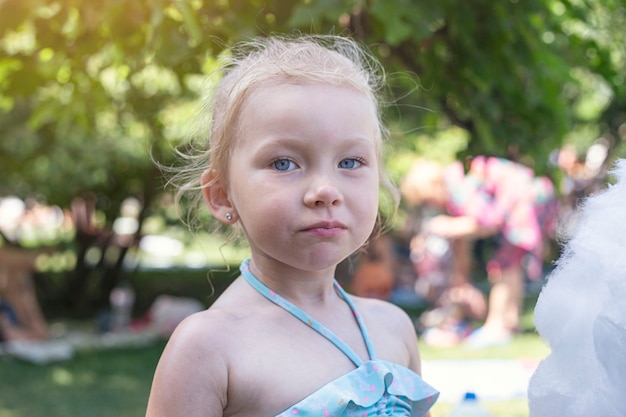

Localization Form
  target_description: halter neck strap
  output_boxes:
[239,259,377,367]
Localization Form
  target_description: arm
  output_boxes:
[145,313,228,417]
[425,214,498,240]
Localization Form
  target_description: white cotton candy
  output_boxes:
[528,159,626,417]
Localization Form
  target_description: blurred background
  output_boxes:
[1,1,625,416]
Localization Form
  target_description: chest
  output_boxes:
[215,284,411,416]
[221,309,378,416]
[225,325,358,416]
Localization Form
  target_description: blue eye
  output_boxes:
[339,158,363,169]
[273,159,296,171]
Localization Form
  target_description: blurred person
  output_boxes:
[553,141,610,238]
[0,246,48,342]
[401,156,558,347]
[409,224,487,347]
[0,198,52,342]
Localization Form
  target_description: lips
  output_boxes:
[301,221,346,237]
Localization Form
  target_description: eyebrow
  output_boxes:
[256,135,375,150]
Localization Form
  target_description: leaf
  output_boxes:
[175,0,202,47]
[370,0,420,45]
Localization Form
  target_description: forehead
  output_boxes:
[246,78,370,103]
[238,82,378,138]
[240,81,377,124]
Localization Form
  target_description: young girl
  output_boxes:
[145,34,438,417]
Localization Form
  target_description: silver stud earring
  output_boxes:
[225,213,233,221]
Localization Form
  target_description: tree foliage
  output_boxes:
[0,0,624,307]
[1,0,623,206]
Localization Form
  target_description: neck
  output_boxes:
[245,257,339,305]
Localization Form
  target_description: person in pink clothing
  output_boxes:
[401,156,558,347]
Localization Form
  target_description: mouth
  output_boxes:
[301,221,347,237]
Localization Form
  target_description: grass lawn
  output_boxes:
[422,332,549,417]
[432,399,530,417]
[0,340,167,417]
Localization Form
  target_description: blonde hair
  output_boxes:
[400,159,445,207]
[169,34,398,237]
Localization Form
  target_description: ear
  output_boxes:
[201,169,238,224]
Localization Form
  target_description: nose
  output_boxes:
[303,176,342,207]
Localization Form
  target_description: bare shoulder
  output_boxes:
[146,280,253,417]
[352,296,415,335]
[351,296,423,373]
[145,307,232,417]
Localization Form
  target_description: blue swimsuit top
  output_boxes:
[240,259,439,417]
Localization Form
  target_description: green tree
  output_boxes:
[290,0,625,171]
[0,0,623,310]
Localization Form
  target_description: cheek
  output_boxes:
[350,185,380,225]
[236,189,291,227]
